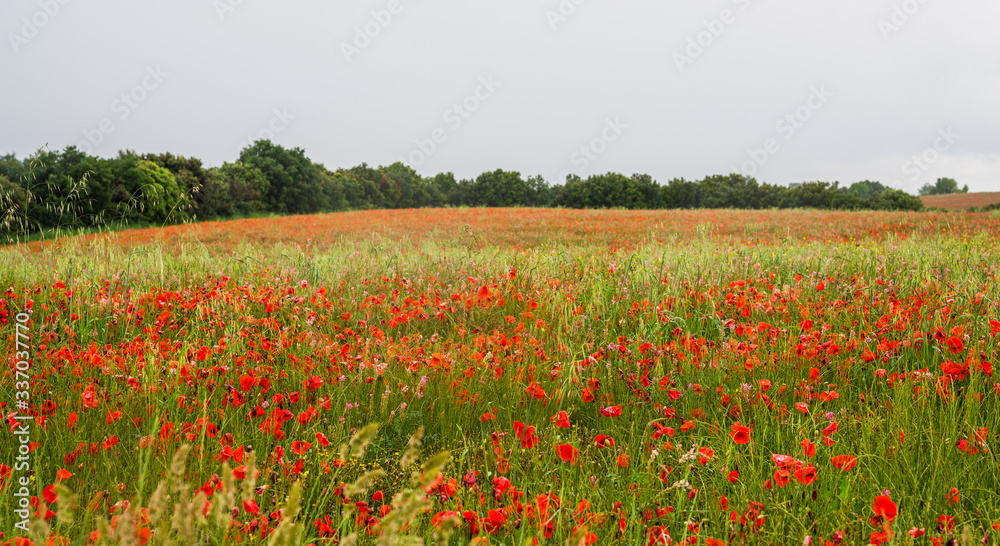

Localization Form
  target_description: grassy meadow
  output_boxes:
[1,208,999,545]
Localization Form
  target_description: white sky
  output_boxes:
[2,0,999,193]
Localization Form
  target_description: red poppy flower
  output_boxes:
[527,382,546,400]
[800,438,816,458]
[822,421,838,437]
[520,426,539,449]
[594,435,615,449]
[771,454,796,468]
[653,423,674,440]
[239,374,255,391]
[698,446,714,465]
[243,499,260,516]
[296,407,315,425]
[869,530,892,546]
[730,423,751,445]
[830,455,858,471]
[941,360,969,380]
[794,464,817,485]
[551,411,571,428]
[81,384,99,409]
[56,469,73,481]
[431,510,458,528]
[601,405,622,417]
[513,421,525,437]
[484,509,507,534]
[946,488,959,505]
[555,444,578,464]
[946,336,964,354]
[105,409,123,425]
[818,390,839,402]
[291,440,312,455]
[617,454,629,467]
[773,468,790,488]
[873,495,897,523]
[316,432,330,447]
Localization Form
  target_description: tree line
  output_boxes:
[0,140,942,237]
[918,177,968,196]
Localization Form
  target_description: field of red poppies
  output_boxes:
[2,208,1000,545]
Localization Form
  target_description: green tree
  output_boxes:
[662,178,700,209]
[867,188,924,211]
[526,175,553,207]
[110,154,184,224]
[426,172,458,207]
[630,174,663,209]
[0,148,106,236]
[847,180,887,200]
[0,174,28,237]
[590,173,644,209]
[472,169,530,207]
[0,153,27,183]
[216,162,270,216]
[380,163,429,209]
[554,174,588,208]
[142,152,212,220]
[238,140,327,214]
[918,177,968,196]
[348,163,389,209]
[317,167,349,212]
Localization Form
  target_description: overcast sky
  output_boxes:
[2,0,999,193]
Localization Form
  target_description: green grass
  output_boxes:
[0,226,998,545]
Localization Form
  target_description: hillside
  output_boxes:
[920,191,1000,210]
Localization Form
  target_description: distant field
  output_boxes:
[921,191,1000,210]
